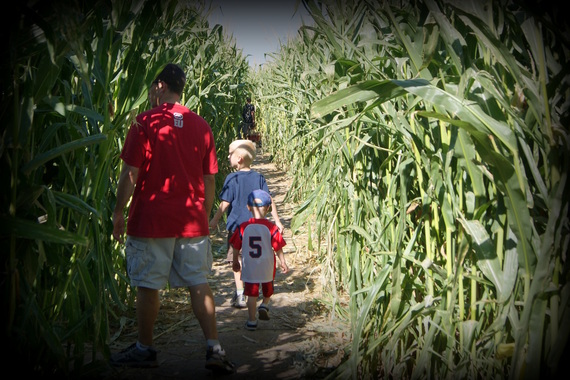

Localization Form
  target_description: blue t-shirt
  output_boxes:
[219,170,270,232]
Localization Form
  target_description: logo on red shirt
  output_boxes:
[173,112,183,128]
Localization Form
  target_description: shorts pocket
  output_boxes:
[126,239,149,281]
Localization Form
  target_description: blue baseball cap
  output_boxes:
[248,189,272,207]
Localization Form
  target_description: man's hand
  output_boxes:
[209,218,219,232]
[112,211,125,244]
[113,163,138,245]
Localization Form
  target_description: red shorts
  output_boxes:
[244,281,274,298]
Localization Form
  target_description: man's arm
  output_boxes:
[203,174,216,218]
[112,163,139,243]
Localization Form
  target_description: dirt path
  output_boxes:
[101,152,350,379]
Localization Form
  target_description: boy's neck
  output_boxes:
[250,206,269,219]
[237,166,251,171]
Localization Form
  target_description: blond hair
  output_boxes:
[229,139,256,166]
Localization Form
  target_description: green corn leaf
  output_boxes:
[415,110,534,273]
[311,79,406,119]
[20,134,107,174]
[0,215,89,246]
[53,191,100,218]
[351,265,391,374]
[458,217,508,302]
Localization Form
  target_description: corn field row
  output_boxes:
[1,0,568,379]
[2,0,251,376]
[256,0,568,379]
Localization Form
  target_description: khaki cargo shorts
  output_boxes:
[125,236,213,289]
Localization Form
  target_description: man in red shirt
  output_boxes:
[111,63,233,374]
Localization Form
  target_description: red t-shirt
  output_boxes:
[120,103,218,238]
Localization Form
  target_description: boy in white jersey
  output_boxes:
[229,190,288,330]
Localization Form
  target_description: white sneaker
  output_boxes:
[231,292,247,308]
[237,293,247,308]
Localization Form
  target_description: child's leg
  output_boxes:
[247,294,257,322]
[258,282,274,321]
[226,236,245,307]
[244,283,259,322]
[228,245,244,290]
[261,281,275,305]
[233,263,243,290]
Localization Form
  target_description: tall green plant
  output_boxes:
[1,0,249,376]
[256,0,569,378]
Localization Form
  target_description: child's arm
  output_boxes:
[270,198,285,233]
[232,246,241,272]
[209,200,230,230]
[275,249,288,274]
